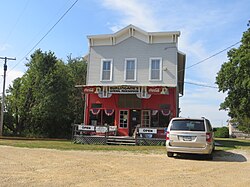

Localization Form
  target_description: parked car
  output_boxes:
[166,117,215,159]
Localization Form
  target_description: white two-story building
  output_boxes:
[79,25,185,137]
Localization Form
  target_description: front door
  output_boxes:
[141,110,151,127]
[129,110,141,136]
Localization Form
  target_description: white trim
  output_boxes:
[119,110,129,129]
[100,59,113,82]
[87,25,180,39]
[124,58,137,81]
[149,57,162,81]
[102,86,108,97]
[141,110,151,127]
[87,25,180,46]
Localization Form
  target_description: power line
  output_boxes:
[177,41,241,89]
[185,41,241,69]
[9,0,79,72]
[184,81,218,89]
[2,0,30,47]
[10,0,73,65]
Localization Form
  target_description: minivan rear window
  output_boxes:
[170,120,205,131]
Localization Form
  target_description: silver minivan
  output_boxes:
[166,117,215,159]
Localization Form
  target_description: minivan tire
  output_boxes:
[167,152,174,157]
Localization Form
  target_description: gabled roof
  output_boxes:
[87,24,181,46]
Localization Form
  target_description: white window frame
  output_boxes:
[100,59,113,81]
[149,57,162,81]
[141,110,151,127]
[119,110,128,128]
[124,58,137,81]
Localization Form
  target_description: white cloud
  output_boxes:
[180,87,229,127]
[180,100,229,127]
[100,0,246,124]
[0,43,11,52]
[179,30,208,62]
[102,0,228,83]
[0,70,24,92]
[102,0,161,32]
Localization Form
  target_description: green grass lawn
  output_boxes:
[0,138,249,154]
[0,138,166,154]
[215,138,250,151]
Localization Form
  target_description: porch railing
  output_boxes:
[71,124,166,146]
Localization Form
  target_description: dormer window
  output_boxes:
[125,58,137,81]
[149,58,162,81]
[101,59,113,81]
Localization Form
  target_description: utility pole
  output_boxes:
[0,57,16,136]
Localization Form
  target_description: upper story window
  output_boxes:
[149,58,162,81]
[125,58,137,81]
[101,59,113,81]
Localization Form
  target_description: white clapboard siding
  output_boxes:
[87,36,177,87]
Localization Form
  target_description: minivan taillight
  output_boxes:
[166,131,170,140]
[206,133,212,142]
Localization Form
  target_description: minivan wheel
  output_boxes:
[167,152,174,157]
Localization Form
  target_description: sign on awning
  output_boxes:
[109,86,140,94]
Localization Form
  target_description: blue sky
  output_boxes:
[0,0,249,127]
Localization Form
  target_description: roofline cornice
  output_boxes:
[87,24,180,39]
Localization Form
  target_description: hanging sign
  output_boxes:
[109,126,117,132]
[138,128,157,134]
[78,125,95,131]
[96,126,108,133]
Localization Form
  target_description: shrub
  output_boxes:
[214,127,229,138]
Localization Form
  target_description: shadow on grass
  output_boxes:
[171,150,247,162]
[215,139,250,149]
[213,150,247,162]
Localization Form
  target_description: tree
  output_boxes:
[4,78,23,135]
[67,56,87,124]
[4,50,88,138]
[24,49,76,137]
[216,21,250,133]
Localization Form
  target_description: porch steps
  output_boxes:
[107,136,136,146]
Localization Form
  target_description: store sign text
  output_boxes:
[147,87,169,95]
[78,125,95,131]
[138,128,157,134]
[109,86,140,93]
[96,126,108,133]
[83,87,96,93]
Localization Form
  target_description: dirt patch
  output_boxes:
[0,146,249,187]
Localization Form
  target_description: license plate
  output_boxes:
[182,136,192,141]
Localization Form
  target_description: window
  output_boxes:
[125,58,136,81]
[206,119,212,131]
[141,110,151,127]
[170,120,205,131]
[119,110,128,128]
[101,59,113,81]
[151,110,170,127]
[149,58,162,81]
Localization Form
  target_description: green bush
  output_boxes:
[214,127,229,138]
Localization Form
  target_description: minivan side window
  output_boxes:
[170,120,205,131]
[206,119,212,131]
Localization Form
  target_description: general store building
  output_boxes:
[78,25,185,138]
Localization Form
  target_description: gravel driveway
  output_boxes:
[0,146,249,187]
